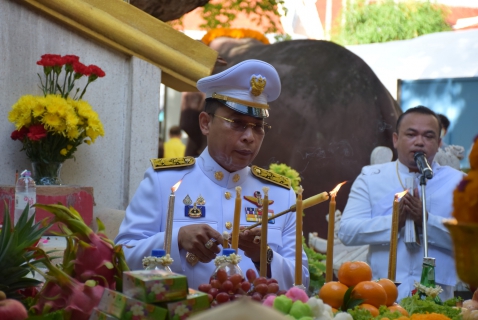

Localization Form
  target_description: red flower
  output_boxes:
[62,55,80,65]
[88,65,106,78]
[73,61,90,76]
[36,54,64,67]
[27,124,47,141]
[11,127,29,141]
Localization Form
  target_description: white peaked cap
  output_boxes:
[197,59,281,118]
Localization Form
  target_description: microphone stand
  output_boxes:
[418,172,441,302]
[419,174,429,258]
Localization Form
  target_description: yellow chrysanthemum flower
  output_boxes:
[67,145,73,150]
[42,113,63,130]
[60,148,68,156]
[86,128,100,142]
[65,113,79,129]
[45,95,72,118]
[66,127,80,140]
[7,107,21,125]
[87,118,103,131]
[32,97,46,118]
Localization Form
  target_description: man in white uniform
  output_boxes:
[339,106,464,302]
[115,60,310,291]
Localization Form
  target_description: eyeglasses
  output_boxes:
[209,114,271,135]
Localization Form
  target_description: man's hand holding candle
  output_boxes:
[238,227,262,263]
[178,224,223,263]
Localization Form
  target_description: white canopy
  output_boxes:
[346,29,478,99]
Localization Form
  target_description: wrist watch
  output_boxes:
[253,246,273,267]
[266,246,273,264]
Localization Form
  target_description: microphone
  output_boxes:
[414,152,433,179]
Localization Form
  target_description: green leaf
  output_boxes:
[341,286,364,311]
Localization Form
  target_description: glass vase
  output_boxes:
[31,162,63,185]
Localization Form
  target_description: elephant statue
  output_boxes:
[180,36,401,238]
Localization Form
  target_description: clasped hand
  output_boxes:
[398,188,428,229]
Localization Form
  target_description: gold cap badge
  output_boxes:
[250,75,266,96]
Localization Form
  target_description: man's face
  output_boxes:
[393,113,441,172]
[199,106,265,172]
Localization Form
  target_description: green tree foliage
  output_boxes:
[171,0,285,34]
[334,0,452,45]
[201,0,285,33]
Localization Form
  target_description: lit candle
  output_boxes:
[165,180,181,255]
[260,187,269,277]
[325,182,346,282]
[388,190,408,281]
[231,186,242,252]
[295,186,303,286]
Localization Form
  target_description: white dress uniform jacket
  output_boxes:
[115,148,310,290]
[338,160,464,302]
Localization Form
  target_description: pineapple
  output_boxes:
[0,204,51,300]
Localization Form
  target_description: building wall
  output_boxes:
[0,0,161,210]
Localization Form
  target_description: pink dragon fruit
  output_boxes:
[34,203,129,290]
[29,248,105,320]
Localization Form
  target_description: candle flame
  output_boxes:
[329,181,347,197]
[395,189,408,200]
[171,180,182,193]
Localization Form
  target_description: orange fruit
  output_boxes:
[352,281,387,308]
[318,281,349,309]
[388,303,409,316]
[377,278,399,306]
[359,303,380,317]
[331,307,338,313]
[337,261,373,287]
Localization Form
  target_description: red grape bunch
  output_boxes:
[197,268,286,307]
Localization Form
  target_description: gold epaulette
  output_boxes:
[150,157,195,170]
[251,165,291,189]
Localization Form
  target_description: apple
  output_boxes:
[0,298,28,320]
